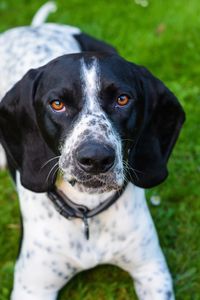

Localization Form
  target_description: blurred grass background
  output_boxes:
[0,0,200,299]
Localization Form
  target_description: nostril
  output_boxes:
[102,157,114,169]
[79,158,94,166]
[76,142,115,174]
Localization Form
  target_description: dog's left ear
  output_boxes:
[128,66,185,188]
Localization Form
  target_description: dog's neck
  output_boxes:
[58,180,116,210]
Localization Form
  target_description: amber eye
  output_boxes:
[117,94,130,106]
[50,100,66,112]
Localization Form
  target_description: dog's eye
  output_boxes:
[50,100,66,112]
[117,95,130,106]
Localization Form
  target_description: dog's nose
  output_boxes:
[76,142,115,174]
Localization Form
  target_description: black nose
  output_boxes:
[76,142,115,174]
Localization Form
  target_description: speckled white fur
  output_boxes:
[12,173,174,300]
[0,23,80,100]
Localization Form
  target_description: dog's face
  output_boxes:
[0,53,185,194]
[34,54,144,193]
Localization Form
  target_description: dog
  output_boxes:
[0,2,185,300]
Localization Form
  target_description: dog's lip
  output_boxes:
[78,179,105,188]
[74,180,123,194]
[67,175,121,190]
[69,177,106,188]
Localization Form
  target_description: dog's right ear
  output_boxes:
[0,69,57,193]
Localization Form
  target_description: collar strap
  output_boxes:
[47,185,126,240]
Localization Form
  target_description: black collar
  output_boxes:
[47,185,126,240]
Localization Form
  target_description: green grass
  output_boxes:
[0,0,200,299]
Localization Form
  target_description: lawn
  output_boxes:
[0,0,200,299]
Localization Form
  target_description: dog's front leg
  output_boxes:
[11,261,58,300]
[118,235,174,300]
[131,258,174,300]
[11,247,67,300]
[118,242,174,300]
[11,182,78,300]
[112,187,175,300]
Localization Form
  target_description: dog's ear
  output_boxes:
[74,32,118,54]
[0,69,57,192]
[128,66,185,188]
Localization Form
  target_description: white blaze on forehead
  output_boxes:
[81,58,101,112]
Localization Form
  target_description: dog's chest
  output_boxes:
[18,182,147,271]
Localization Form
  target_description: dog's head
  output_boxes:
[0,53,185,194]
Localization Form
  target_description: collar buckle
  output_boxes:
[47,184,126,240]
[82,214,89,240]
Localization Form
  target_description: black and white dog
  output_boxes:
[0,3,185,300]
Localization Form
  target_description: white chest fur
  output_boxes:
[13,174,173,300]
[16,173,158,270]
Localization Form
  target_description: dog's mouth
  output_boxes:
[64,173,122,193]
[70,178,104,188]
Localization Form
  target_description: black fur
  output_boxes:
[0,69,56,192]
[74,32,118,54]
[128,66,185,188]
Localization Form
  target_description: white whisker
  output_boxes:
[123,159,143,182]
[46,162,59,183]
[41,156,61,170]
[121,138,134,143]
[52,166,60,183]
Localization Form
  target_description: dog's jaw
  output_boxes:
[58,179,117,210]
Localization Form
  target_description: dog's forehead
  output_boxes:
[43,53,134,85]
[39,53,139,108]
